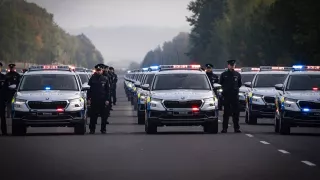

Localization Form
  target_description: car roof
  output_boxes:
[289,71,320,75]
[241,72,258,74]
[257,71,289,75]
[156,70,205,75]
[24,71,75,75]
[76,71,89,75]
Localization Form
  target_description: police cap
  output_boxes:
[8,63,16,68]
[109,67,114,70]
[104,65,109,69]
[94,64,104,70]
[227,60,236,66]
[205,63,213,68]
[0,62,3,67]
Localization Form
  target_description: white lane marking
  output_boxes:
[228,124,231,127]
[278,149,290,154]
[260,141,270,145]
[218,120,222,122]
[246,134,254,137]
[301,161,316,166]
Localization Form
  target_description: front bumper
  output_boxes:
[12,110,85,127]
[250,103,275,118]
[147,110,218,126]
[282,110,320,127]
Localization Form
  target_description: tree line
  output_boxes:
[141,0,320,68]
[0,0,104,68]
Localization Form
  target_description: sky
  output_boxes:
[27,0,192,66]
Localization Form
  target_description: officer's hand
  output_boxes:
[87,99,91,105]
[105,101,109,105]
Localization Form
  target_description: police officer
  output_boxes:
[87,64,110,134]
[205,63,219,86]
[4,64,21,118]
[219,60,242,133]
[103,65,113,112]
[0,62,7,135]
[109,67,118,105]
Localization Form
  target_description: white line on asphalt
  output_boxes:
[218,120,222,122]
[228,124,231,127]
[301,161,316,167]
[245,134,254,137]
[260,141,270,145]
[278,150,290,154]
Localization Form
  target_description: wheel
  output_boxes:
[12,120,27,136]
[203,120,218,134]
[131,97,134,105]
[74,121,86,135]
[274,114,280,133]
[128,96,130,101]
[145,111,157,134]
[245,111,249,124]
[247,109,257,125]
[133,100,138,111]
[137,111,145,125]
[279,118,290,135]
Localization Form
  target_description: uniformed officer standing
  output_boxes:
[219,60,242,133]
[4,64,21,118]
[0,62,7,135]
[87,64,110,134]
[205,63,219,86]
[109,67,118,105]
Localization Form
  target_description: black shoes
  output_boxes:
[100,130,106,134]
[221,129,227,133]
[220,129,242,133]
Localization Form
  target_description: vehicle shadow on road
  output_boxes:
[249,131,320,137]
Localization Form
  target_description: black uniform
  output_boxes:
[4,70,21,118]
[206,72,219,86]
[109,68,118,105]
[0,64,6,135]
[103,69,113,113]
[87,71,110,133]
[219,60,242,132]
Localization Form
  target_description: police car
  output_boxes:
[135,67,158,124]
[142,65,219,134]
[9,65,89,135]
[239,67,260,111]
[245,66,291,124]
[274,65,320,134]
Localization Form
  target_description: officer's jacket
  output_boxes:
[109,72,118,89]
[87,73,110,102]
[206,72,219,86]
[3,71,21,101]
[219,69,242,96]
[0,72,6,102]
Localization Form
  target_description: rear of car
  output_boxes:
[11,65,88,135]
[275,65,320,134]
[144,65,219,134]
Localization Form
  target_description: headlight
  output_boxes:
[282,98,300,111]
[14,98,27,104]
[217,89,223,93]
[140,95,146,100]
[252,94,263,99]
[69,98,84,108]
[250,94,264,104]
[202,97,217,110]
[148,98,165,111]
[204,98,215,104]
[150,98,162,105]
[239,92,245,96]
[13,98,27,110]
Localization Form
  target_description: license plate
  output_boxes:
[42,113,52,116]
[267,105,274,109]
[173,111,188,116]
[313,113,320,116]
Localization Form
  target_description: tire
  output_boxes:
[133,100,138,111]
[245,111,249,124]
[248,109,257,125]
[12,120,27,136]
[279,118,290,135]
[203,120,218,134]
[145,111,157,134]
[274,114,280,133]
[137,111,145,125]
[131,97,134,105]
[74,121,86,135]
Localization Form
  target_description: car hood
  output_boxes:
[252,87,279,97]
[240,86,250,93]
[17,90,81,101]
[285,91,320,102]
[151,90,213,100]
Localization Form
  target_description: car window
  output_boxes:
[253,74,288,88]
[152,74,210,90]
[286,74,320,90]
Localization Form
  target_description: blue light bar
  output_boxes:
[150,66,159,69]
[292,65,320,71]
[45,86,51,90]
[302,108,310,112]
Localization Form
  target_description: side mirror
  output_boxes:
[244,82,252,88]
[141,84,150,91]
[274,84,284,91]
[213,83,221,89]
[134,82,141,88]
[8,84,17,90]
[81,84,90,91]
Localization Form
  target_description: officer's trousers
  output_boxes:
[0,102,7,134]
[222,96,240,130]
[89,101,109,131]
[111,89,117,105]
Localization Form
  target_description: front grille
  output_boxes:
[264,96,275,104]
[163,100,203,109]
[28,101,68,109]
[299,101,320,109]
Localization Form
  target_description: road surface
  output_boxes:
[1,78,320,180]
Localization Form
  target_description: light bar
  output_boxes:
[259,66,292,71]
[29,65,72,71]
[292,65,320,71]
[159,65,201,71]
[234,68,241,72]
[241,67,260,72]
[74,67,86,72]
[212,69,225,72]
[142,67,148,71]
[150,66,159,69]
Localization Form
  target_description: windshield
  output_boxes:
[19,74,79,91]
[79,74,89,84]
[253,74,288,88]
[145,74,155,85]
[152,74,211,90]
[286,74,320,90]
[241,74,256,84]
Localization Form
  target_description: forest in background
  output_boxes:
[141,0,320,68]
[0,0,103,68]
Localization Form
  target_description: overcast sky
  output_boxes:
[27,0,192,66]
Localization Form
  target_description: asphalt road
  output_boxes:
[1,78,320,180]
